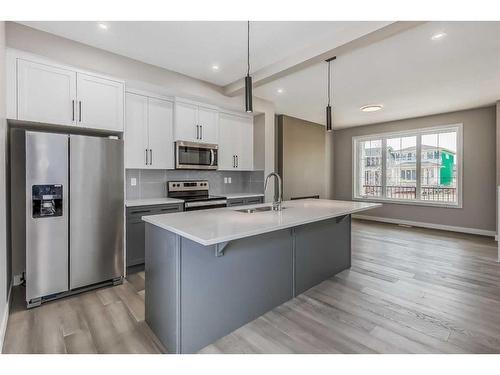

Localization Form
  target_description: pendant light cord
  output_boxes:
[247,21,250,76]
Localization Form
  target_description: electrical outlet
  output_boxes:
[131,178,137,186]
[228,177,232,184]
[224,177,228,184]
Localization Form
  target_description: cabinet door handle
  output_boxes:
[232,155,235,168]
[145,149,148,165]
[236,155,238,168]
[72,100,75,122]
[200,125,203,140]
[196,125,199,139]
[78,101,82,122]
[149,149,153,165]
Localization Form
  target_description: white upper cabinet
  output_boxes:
[148,97,174,169]
[174,101,198,142]
[125,93,149,169]
[218,113,238,170]
[76,73,124,131]
[12,53,124,132]
[125,91,174,169]
[173,99,219,144]
[17,59,77,126]
[218,112,254,171]
[197,106,218,144]
[237,116,254,170]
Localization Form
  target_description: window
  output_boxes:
[353,124,462,207]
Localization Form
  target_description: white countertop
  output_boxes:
[125,198,184,207]
[142,199,381,246]
[224,193,264,199]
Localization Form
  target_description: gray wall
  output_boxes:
[277,115,326,200]
[0,21,9,348]
[333,106,496,232]
[126,170,264,200]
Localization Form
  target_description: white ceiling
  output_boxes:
[255,21,500,128]
[19,21,388,86]
[18,21,500,129]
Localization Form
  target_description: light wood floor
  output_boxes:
[2,266,166,354]
[3,220,500,354]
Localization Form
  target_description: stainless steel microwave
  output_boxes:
[175,141,218,170]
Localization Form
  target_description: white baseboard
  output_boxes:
[0,283,12,354]
[352,214,496,238]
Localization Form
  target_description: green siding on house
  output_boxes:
[440,151,454,186]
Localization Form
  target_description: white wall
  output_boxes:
[0,20,10,351]
[5,22,276,201]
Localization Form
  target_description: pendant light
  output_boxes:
[325,56,336,132]
[245,21,253,113]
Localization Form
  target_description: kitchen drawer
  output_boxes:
[226,198,246,207]
[245,196,264,205]
[126,203,183,222]
[226,196,264,207]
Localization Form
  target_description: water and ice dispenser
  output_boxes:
[32,184,63,218]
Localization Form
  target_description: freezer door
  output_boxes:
[25,132,69,302]
[69,135,124,289]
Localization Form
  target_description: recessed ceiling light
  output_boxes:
[211,65,219,71]
[277,88,284,94]
[431,32,447,41]
[98,23,109,30]
[360,104,383,112]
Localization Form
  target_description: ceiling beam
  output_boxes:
[223,21,426,97]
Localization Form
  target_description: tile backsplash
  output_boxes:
[126,169,265,200]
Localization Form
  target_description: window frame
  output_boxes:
[352,123,463,208]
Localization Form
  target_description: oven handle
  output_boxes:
[184,199,227,208]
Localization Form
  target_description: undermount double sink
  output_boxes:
[235,206,287,214]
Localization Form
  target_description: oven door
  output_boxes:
[184,199,227,211]
[175,141,218,170]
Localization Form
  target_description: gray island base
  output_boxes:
[145,214,352,354]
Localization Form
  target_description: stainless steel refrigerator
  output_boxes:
[11,129,124,308]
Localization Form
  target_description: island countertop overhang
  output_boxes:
[142,199,381,246]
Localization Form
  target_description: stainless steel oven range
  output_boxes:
[167,180,226,211]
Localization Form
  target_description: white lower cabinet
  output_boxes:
[125,92,174,169]
[218,112,254,171]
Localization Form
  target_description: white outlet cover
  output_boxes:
[224,177,228,184]
[131,178,137,186]
[228,177,232,183]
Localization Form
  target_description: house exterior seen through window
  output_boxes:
[353,124,462,207]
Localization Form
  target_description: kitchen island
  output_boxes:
[142,199,380,353]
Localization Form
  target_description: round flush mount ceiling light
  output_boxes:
[211,64,220,71]
[360,104,383,112]
[431,32,447,41]
[97,23,109,30]
[277,88,284,94]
